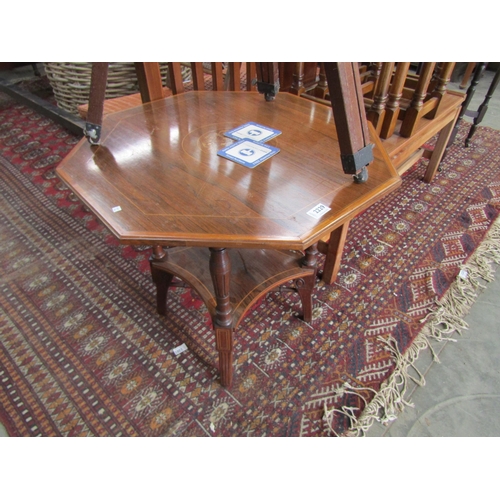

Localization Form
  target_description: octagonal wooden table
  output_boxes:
[56,91,401,386]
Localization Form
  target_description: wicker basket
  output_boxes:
[43,62,181,116]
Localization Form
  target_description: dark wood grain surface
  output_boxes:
[57,91,400,250]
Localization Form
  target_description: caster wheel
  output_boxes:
[353,166,368,183]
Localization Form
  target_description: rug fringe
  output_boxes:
[325,216,500,437]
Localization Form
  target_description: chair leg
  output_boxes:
[319,222,350,285]
[465,66,500,147]
[423,110,460,183]
[460,63,476,89]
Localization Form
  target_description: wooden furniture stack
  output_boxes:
[298,62,465,183]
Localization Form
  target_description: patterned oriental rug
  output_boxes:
[1,84,500,437]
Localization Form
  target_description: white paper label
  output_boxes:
[232,124,275,141]
[112,206,122,213]
[307,203,331,219]
[459,269,468,279]
[225,140,274,163]
[172,343,188,356]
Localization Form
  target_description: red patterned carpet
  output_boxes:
[1,83,500,436]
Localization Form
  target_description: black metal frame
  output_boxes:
[0,77,84,137]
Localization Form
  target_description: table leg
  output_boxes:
[302,243,319,270]
[296,245,319,321]
[320,222,350,285]
[295,275,315,322]
[149,245,173,316]
[209,248,234,387]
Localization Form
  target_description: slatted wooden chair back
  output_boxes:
[136,62,257,101]
[297,62,464,183]
[136,62,374,178]
[84,62,258,144]
[304,63,383,101]
[360,62,456,139]
[311,62,456,138]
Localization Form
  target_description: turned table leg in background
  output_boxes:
[149,245,173,316]
[294,275,315,323]
[318,222,350,285]
[297,243,319,321]
[209,247,234,388]
[302,243,319,270]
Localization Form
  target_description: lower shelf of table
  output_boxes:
[151,246,316,329]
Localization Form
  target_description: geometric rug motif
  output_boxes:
[1,85,500,436]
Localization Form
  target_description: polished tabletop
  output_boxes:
[56,91,400,250]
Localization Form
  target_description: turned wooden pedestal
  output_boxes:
[150,247,315,387]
